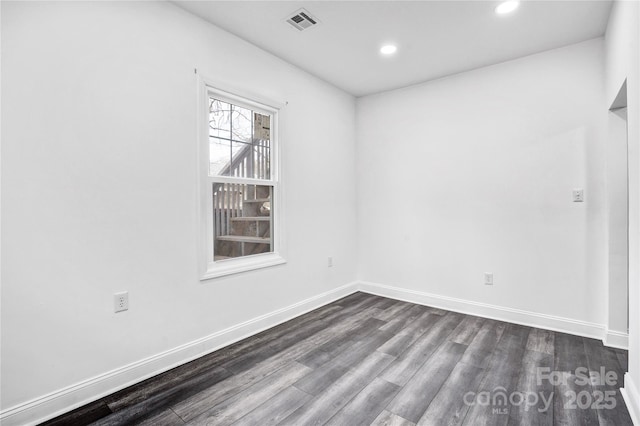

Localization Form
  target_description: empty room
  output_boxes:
[1,0,639,425]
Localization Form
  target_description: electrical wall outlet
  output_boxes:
[484,273,493,285]
[572,189,584,202]
[114,291,129,313]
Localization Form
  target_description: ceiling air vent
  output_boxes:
[286,9,319,31]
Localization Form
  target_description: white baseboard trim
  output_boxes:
[358,281,606,340]
[0,281,359,426]
[604,328,629,350]
[1,280,627,425]
[621,373,640,426]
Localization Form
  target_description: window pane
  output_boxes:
[212,183,273,261]
[228,141,250,178]
[209,138,229,176]
[208,97,271,179]
[231,104,252,143]
[254,112,270,141]
[209,99,231,141]
[252,140,271,180]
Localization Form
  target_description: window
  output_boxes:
[198,79,285,279]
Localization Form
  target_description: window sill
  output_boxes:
[200,252,287,280]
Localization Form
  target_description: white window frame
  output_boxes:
[197,75,286,280]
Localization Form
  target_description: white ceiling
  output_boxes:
[174,1,612,97]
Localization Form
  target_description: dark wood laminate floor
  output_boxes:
[41,292,633,426]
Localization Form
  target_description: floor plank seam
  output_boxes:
[170,407,187,424]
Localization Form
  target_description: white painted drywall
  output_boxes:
[0,0,357,412]
[605,0,640,421]
[607,106,629,337]
[3,0,639,423]
[356,39,607,326]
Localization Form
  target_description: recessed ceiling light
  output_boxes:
[495,0,519,15]
[380,44,397,55]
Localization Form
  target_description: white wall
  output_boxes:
[3,1,638,424]
[0,0,357,419]
[607,106,629,339]
[605,0,640,422]
[357,39,607,327]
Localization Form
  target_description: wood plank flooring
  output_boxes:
[40,292,633,426]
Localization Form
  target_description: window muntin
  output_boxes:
[208,98,271,180]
